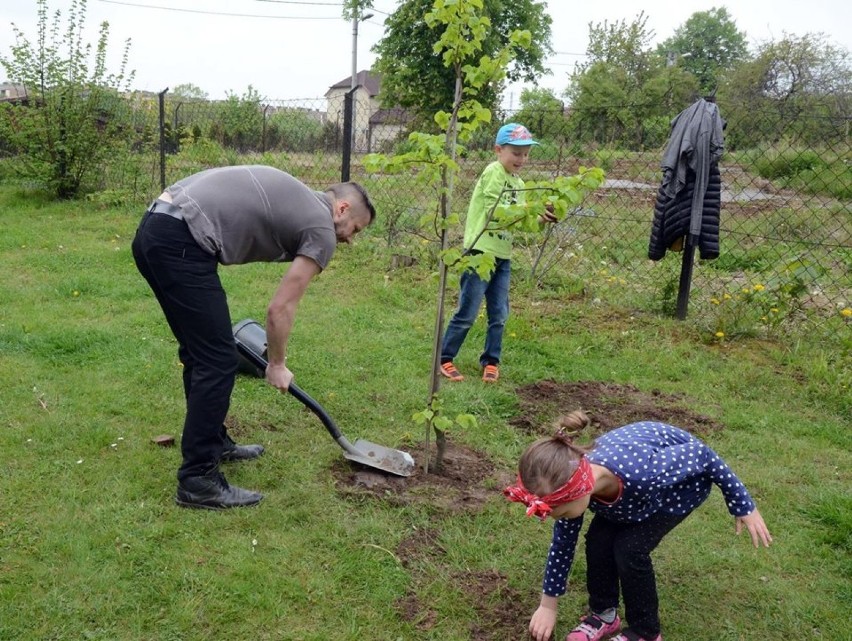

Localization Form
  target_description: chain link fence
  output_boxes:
[1,89,849,339]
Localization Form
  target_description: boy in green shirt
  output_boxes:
[440,123,555,383]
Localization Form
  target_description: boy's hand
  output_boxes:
[539,203,558,224]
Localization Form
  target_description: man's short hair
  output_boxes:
[328,182,376,223]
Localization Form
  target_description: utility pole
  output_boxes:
[350,9,373,152]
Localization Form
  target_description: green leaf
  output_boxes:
[455,414,478,430]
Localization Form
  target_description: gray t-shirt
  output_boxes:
[166,165,337,267]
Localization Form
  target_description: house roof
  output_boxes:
[0,82,27,101]
[370,107,413,126]
[328,70,381,96]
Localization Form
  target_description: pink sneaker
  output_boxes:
[565,613,621,641]
[609,631,662,641]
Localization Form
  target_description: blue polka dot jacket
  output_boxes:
[542,421,756,597]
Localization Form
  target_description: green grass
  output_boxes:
[0,183,850,640]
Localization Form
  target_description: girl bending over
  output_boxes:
[505,411,771,641]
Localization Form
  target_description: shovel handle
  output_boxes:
[286,382,344,442]
[234,339,344,442]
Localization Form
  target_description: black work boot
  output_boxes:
[175,470,263,510]
[221,433,265,463]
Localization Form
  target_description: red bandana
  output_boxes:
[503,457,595,520]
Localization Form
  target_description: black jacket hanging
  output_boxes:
[649,98,724,261]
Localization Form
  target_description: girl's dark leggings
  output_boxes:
[585,511,688,638]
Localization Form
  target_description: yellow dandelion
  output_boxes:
[715,331,725,338]
[770,308,779,313]
[742,287,751,294]
[841,308,852,318]
[723,293,732,300]
[761,316,768,321]
[753,284,765,291]
[710,298,720,305]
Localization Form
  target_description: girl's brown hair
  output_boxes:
[518,410,594,495]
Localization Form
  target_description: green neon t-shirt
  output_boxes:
[463,161,526,259]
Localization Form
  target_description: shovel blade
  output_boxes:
[343,439,416,477]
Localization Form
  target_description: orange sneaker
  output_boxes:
[440,361,464,381]
[482,364,499,383]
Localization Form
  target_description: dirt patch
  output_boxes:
[464,569,529,641]
[509,380,724,437]
[394,527,528,640]
[332,440,514,513]
[396,526,446,568]
[396,568,529,641]
[224,414,278,436]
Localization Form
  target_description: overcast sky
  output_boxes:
[2,0,851,106]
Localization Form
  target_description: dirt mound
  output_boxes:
[332,440,514,513]
[510,380,724,437]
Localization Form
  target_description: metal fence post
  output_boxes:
[158,88,168,191]
[675,237,697,320]
[173,102,183,154]
[341,89,354,182]
[262,104,271,153]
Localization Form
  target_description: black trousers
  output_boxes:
[131,210,238,481]
[585,511,688,638]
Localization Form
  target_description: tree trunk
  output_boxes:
[424,74,464,475]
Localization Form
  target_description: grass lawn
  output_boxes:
[0,183,849,640]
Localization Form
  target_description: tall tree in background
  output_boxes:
[511,87,566,140]
[342,0,373,21]
[171,83,208,101]
[565,12,698,149]
[657,7,748,95]
[718,32,852,148]
[373,0,552,121]
[578,11,656,80]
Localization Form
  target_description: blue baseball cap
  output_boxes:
[495,122,539,146]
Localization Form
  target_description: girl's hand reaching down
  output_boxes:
[736,509,772,548]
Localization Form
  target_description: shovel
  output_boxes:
[233,319,415,477]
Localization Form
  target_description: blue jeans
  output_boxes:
[440,258,510,367]
[132,210,239,481]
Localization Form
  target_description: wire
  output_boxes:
[252,0,342,5]
[96,0,340,19]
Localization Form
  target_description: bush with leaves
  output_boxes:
[206,86,264,153]
[266,108,325,152]
[0,0,135,198]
